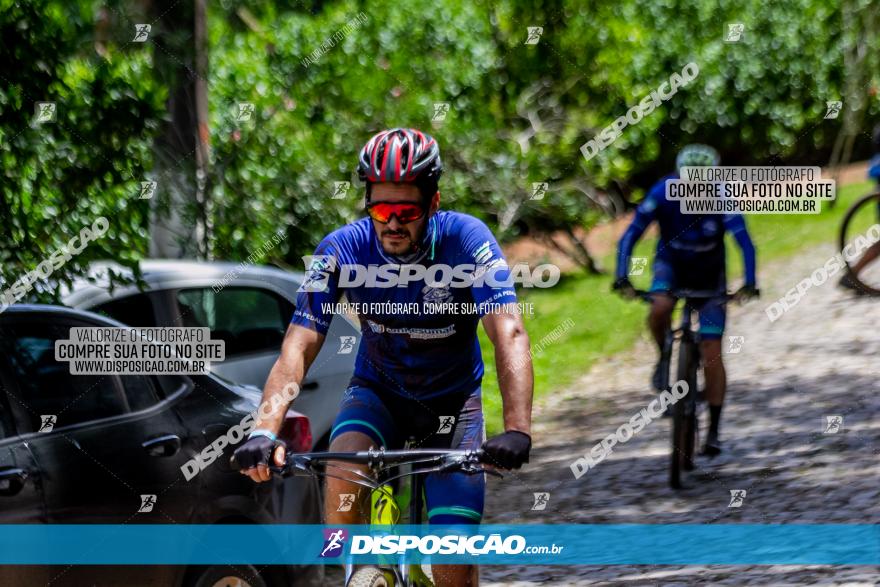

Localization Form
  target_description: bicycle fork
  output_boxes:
[657,330,675,391]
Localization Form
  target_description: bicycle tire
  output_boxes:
[682,343,699,473]
[838,191,880,296]
[670,338,698,489]
[348,566,392,587]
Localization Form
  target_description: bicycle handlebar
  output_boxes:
[229,447,492,480]
[283,448,484,465]
[288,448,488,479]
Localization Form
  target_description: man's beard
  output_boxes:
[382,229,421,261]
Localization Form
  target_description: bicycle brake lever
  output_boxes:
[437,456,467,473]
[294,455,317,473]
[268,454,311,477]
[278,454,315,477]
[458,459,503,477]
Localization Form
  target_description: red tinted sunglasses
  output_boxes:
[366,201,426,224]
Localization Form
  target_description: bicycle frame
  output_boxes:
[271,447,489,587]
[369,470,431,586]
[649,290,718,391]
[671,301,701,410]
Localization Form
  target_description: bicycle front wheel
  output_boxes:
[839,191,880,295]
[348,566,393,587]
[670,338,699,490]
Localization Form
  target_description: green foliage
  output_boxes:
[207,0,505,259]
[207,0,872,264]
[0,0,163,299]
[2,0,877,291]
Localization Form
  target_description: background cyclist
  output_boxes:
[234,128,534,587]
[839,123,880,293]
[613,144,758,457]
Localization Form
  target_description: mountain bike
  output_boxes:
[635,289,733,490]
[267,446,494,586]
[838,190,880,295]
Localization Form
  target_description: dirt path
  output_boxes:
[482,241,879,585]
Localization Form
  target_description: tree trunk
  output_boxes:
[563,226,601,275]
[194,0,211,259]
[148,0,203,259]
[538,229,601,275]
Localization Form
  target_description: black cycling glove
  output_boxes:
[733,284,760,302]
[612,277,638,299]
[232,434,285,471]
[482,430,531,470]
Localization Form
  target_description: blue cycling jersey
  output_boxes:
[616,173,757,286]
[869,154,880,182]
[291,210,517,399]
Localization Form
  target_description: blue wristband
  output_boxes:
[248,429,277,442]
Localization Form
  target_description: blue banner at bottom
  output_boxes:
[0,525,876,565]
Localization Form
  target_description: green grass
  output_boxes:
[479,180,875,435]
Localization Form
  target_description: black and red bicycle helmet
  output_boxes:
[357,128,443,200]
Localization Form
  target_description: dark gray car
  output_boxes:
[62,260,360,449]
[0,305,321,586]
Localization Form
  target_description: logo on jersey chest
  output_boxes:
[422,283,453,304]
[299,255,336,292]
[366,320,455,340]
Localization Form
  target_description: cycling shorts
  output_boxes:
[649,256,726,340]
[329,383,485,524]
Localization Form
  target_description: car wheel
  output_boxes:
[187,565,269,587]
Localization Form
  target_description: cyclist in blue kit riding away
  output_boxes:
[613,144,759,457]
[233,128,534,586]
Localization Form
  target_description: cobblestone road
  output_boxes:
[482,242,879,585]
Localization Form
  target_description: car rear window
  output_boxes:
[176,287,294,357]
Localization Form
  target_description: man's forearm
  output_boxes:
[253,358,306,434]
[253,327,322,434]
[494,326,533,434]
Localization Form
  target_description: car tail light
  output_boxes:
[277,410,312,452]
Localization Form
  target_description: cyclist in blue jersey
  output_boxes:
[839,124,880,293]
[613,144,758,457]
[234,128,533,586]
